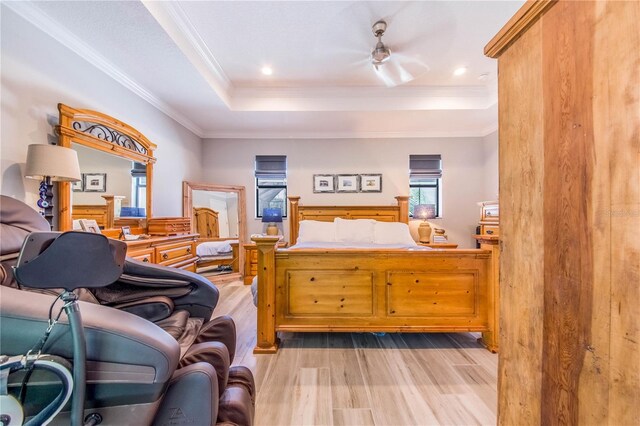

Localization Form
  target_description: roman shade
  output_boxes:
[131,162,146,178]
[255,155,287,179]
[409,155,442,179]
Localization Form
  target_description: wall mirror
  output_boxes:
[56,103,155,231]
[183,182,247,282]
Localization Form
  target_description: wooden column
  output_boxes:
[252,236,281,354]
[475,235,500,353]
[395,195,409,223]
[486,0,640,424]
[288,196,300,245]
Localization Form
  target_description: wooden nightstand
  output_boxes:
[418,242,459,249]
[244,241,288,284]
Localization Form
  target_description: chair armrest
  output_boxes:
[122,259,220,319]
[0,286,180,384]
[111,295,175,322]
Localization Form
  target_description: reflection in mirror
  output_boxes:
[192,190,238,238]
[71,143,147,229]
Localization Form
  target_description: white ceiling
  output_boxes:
[9,1,524,139]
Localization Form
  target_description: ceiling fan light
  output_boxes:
[371,42,391,65]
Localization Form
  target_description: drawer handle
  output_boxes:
[486,230,494,235]
[162,253,169,260]
[187,247,192,254]
[142,258,149,263]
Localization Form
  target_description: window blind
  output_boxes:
[409,154,442,179]
[130,162,146,178]
[255,155,287,179]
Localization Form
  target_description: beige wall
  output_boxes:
[482,131,499,200]
[201,137,497,248]
[0,7,202,221]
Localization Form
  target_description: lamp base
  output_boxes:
[418,222,432,243]
[36,177,54,226]
[266,223,279,236]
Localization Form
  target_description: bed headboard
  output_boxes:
[193,207,219,238]
[288,196,409,244]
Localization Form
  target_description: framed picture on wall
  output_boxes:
[336,174,359,193]
[83,173,106,192]
[313,175,336,193]
[71,179,84,192]
[359,174,382,192]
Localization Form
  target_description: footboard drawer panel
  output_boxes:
[387,271,478,316]
[286,270,374,316]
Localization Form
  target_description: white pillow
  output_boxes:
[334,217,375,244]
[297,220,336,243]
[374,221,417,246]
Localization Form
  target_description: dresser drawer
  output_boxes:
[160,254,195,268]
[481,203,499,223]
[481,224,500,236]
[129,248,155,264]
[156,241,195,263]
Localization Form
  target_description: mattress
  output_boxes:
[196,239,238,257]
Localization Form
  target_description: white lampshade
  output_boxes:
[25,144,81,182]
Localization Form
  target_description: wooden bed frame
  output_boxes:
[71,195,124,229]
[252,196,499,354]
[192,207,239,273]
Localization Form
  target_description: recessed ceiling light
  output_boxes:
[261,66,273,76]
[453,67,467,76]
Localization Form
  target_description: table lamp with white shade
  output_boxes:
[25,144,81,225]
[413,204,436,243]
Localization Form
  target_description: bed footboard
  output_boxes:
[252,237,499,354]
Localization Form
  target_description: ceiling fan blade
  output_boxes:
[373,60,415,87]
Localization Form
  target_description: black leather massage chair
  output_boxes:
[0,195,255,425]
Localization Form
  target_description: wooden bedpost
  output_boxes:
[476,235,500,352]
[252,236,281,354]
[288,196,300,245]
[395,196,409,223]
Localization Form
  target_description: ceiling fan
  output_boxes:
[368,19,429,87]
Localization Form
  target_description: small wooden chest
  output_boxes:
[147,217,191,235]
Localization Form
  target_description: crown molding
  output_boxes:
[4,1,204,137]
[201,129,491,140]
[141,0,233,106]
[480,124,499,137]
[230,85,495,112]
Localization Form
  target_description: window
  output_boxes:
[130,162,146,210]
[255,155,287,218]
[132,176,146,209]
[409,154,442,217]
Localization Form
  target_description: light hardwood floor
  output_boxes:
[213,280,498,426]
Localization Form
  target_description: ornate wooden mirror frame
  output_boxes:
[56,103,156,231]
[182,181,247,281]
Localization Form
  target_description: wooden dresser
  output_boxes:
[478,201,499,237]
[124,234,198,272]
[244,241,287,284]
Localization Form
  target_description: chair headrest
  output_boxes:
[14,232,127,291]
[0,195,50,257]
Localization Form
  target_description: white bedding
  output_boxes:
[196,239,238,257]
[289,241,431,250]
